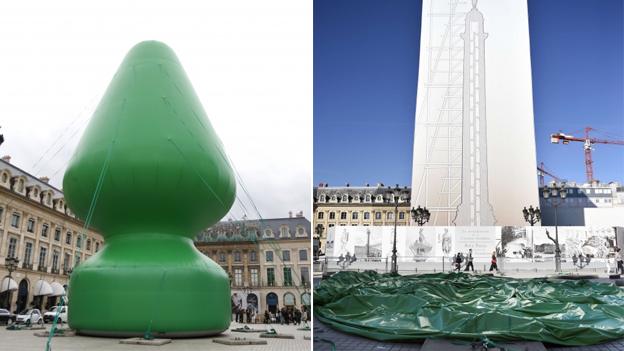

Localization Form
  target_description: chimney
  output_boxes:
[296,211,303,218]
[1,155,10,163]
[39,176,50,184]
[288,211,293,218]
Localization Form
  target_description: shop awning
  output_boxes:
[0,277,17,292]
[33,280,53,296]
[50,282,66,296]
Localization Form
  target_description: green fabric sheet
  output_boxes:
[314,271,624,346]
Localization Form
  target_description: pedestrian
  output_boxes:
[464,249,474,272]
[454,252,462,272]
[489,251,498,272]
[616,247,624,274]
[264,310,270,324]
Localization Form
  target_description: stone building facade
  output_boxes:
[195,215,311,320]
[313,184,412,253]
[0,156,103,314]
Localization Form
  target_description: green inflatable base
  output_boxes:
[315,271,624,346]
[68,233,231,337]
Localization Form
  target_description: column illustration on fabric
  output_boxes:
[453,0,495,226]
[62,41,236,337]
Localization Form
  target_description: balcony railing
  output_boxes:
[22,262,33,270]
[51,267,60,274]
[38,265,47,273]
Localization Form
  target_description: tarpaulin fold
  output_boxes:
[314,271,624,346]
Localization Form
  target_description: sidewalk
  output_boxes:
[0,322,310,351]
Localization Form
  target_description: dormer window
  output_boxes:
[319,194,326,203]
[296,226,306,237]
[341,194,349,203]
[17,179,24,192]
[353,194,360,203]
[264,229,274,238]
[376,195,383,203]
[330,195,337,203]
[280,226,289,238]
[1,172,7,183]
[365,194,372,203]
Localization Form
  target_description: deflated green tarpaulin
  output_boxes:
[314,271,624,346]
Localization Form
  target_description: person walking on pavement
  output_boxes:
[464,249,474,272]
[454,252,463,272]
[489,251,498,272]
[617,247,624,275]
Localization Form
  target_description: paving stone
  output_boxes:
[119,337,172,346]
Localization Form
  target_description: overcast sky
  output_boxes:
[0,0,312,221]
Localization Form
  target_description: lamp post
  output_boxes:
[522,206,541,261]
[541,182,567,272]
[385,185,409,275]
[411,206,431,226]
[3,257,19,310]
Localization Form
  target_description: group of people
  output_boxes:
[263,306,308,325]
[337,251,357,268]
[452,249,499,272]
[232,303,257,324]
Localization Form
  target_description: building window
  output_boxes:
[234,268,243,287]
[39,247,48,267]
[387,212,394,220]
[76,235,82,249]
[341,194,348,202]
[319,194,326,202]
[234,251,241,262]
[52,251,60,271]
[264,229,273,237]
[11,213,20,228]
[86,239,91,250]
[299,249,308,261]
[41,224,49,238]
[24,242,33,265]
[54,228,61,241]
[280,226,289,238]
[0,207,3,223]
[301,266,310,286]
[365,194,372,202]
[26,218,35,233]
[364,212,370,220]
[1,173,6,183]
[376,195,383,202]
[95,242,100,252]
[267,268,275,286]
[318,212,324,219]
[74,253,81,267]
[296,226,305,236]
[330,195,337,202]
[63,253,71,270]
[329,212,335,220]
[250,250,257,262]
[353,195,360,202]
[399,212,405,220]
[375,212,382,220]
[340,212,347,220]
[282,250,290,261]
[250,268,259,286]
[283,267,293,286]
[266,251,274,262]
[352,212,358,220]
[219,252,226,262]
[7,237,17,258]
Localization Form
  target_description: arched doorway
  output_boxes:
[16,279,29,313]
[284,292,296,308]
[301,292,311,307]
[247,293,258,313]
[266,292,278,313]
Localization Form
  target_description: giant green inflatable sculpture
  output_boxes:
[63,41,236,336]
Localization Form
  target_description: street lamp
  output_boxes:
[385,184,409,275]
[542,182,567,272]
[522,206,541,261]
[411,206,431,226]
[3,257,19,310]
